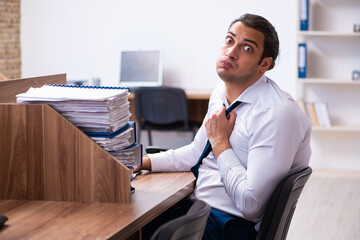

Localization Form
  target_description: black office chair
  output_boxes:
[0,214,8,227]
[256,166,312,240]
[134,87,200,145]
[150,199,211,240]
[145,147,312,240]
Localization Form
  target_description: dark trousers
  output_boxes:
[142,198,257,240]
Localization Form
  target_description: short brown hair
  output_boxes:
[229,13,279,70]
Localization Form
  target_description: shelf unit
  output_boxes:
[312,125,360,132]
[297,0,360,170]
[300,31,360,37]
[299,78,360,85]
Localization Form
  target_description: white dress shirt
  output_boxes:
[149,75,311,225]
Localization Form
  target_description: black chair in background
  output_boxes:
[150,199,211,240]
[256,166,312,240]
[134,87,200,145]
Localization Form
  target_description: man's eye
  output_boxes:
[244,46,253,52]
[225,37,233,44]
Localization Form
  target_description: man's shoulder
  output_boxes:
[252,79,308,123]
[256,78,295,107]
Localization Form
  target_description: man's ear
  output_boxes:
[259,57,273,73]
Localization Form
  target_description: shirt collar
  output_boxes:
[220,74,268,107]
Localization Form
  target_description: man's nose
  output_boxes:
[226,46,238,60]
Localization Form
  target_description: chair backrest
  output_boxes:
[256,166,312,240]
[150,200,211,240]
[134,87,189,126]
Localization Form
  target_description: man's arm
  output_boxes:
[215,106,306,220]
[134,123,209,173]
[134,155,151,172]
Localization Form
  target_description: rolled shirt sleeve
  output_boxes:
[150,124,208,172]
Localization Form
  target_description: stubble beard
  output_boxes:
[217,64,259,86]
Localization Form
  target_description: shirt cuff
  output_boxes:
[148,151,174,172]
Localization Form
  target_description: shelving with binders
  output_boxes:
[296,0,360,170]
[297,0,360,132]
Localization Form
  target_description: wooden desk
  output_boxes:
[0,73,66,103]
[128,89,211,123]
[0,172,195,240]
[0,77,198,239]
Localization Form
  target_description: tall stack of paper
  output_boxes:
[16,84,130,132]
[16,84,142,170]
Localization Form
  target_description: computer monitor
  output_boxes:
[119,50,163,88]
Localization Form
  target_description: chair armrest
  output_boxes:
[0,215,8,226]
[145,146,171,154]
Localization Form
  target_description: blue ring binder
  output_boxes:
[45,84,129,91]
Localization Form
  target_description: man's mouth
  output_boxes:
[220,59,233,69]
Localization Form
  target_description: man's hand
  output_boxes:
[205,106,237,158]
[133,155,152,173]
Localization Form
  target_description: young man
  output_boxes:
[136,13,311,240]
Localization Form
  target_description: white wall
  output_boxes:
[21,0,297,95]
[20,0,299,149]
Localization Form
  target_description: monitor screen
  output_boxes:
[119,50,163,88]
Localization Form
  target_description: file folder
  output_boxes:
[300,0,309,31]
[86,121,137,151]
[298,43,307,78]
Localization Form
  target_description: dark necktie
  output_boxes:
[191,101,242,178]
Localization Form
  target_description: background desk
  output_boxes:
[128,89,211,123]
[0,172,195,240]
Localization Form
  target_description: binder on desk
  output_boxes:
[86,121,143,170]
[299,0,309,31]
[86,121,137,151]
[110,143,143,171]
[16,84,143,171]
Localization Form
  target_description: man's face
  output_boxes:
[216,21,270,86]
